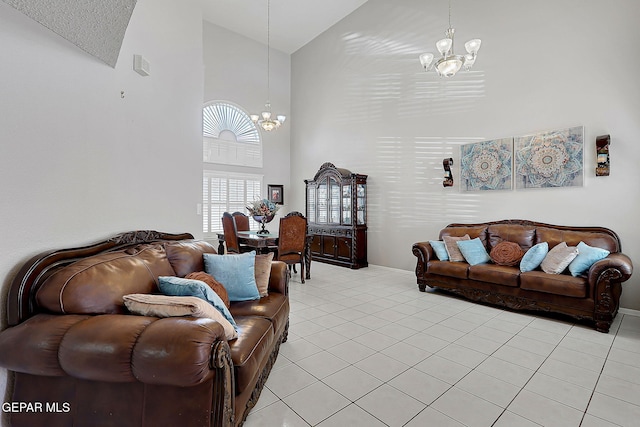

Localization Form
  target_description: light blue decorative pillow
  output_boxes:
[456,238,490,266]
[429,240,449,261]
[520,242,549,272]
[568,241,610,277]
[157,276,237,329]
[204,252,260,302]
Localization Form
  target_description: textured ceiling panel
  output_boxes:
[3,0,137,67]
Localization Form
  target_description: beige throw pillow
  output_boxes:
[540,242,579,274]
[443,234,470,262]
[255,252,274,297]
[123,294,237,340]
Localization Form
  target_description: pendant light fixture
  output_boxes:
[251,0,286,131]
[419,0,481,77]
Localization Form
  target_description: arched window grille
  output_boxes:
[203,101,262,167]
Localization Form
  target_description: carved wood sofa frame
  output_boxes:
[413,220,633,332]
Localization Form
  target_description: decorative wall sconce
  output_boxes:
[596,135,610,176]
[443,158,454,187]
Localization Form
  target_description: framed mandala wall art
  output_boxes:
[461,138,513,191]
[514,126,584,189]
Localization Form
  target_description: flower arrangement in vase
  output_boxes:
[246,198,280,234]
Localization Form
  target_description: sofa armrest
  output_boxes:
[588,253,633,286]
[268,260,289,296]
[412,241,435,278]
[0,313,90,376]
[587,253,633,332]
[0,313,229,387]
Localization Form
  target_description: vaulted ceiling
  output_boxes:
[3,0,368,66]
[201,0,370,54]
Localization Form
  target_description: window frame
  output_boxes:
[202,170,263,238]
[202,101,262,168]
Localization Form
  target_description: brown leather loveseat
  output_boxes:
[413,220,633,332]
[0,230,289,427]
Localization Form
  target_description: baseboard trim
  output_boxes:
[619,307,640,317]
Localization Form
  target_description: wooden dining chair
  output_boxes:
[222,212,251,254]
[232,211,250,232]
[276,211,307,283]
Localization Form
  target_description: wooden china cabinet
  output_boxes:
[305,163,368,269]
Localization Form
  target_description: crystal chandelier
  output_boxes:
[251,0,286,131]
[419,0,481,77]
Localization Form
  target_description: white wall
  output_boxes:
[203,22,291,233]
[290,0,640,310]
[0,0,204,423]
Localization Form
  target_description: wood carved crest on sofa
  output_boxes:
[0,230,289,427]
[413,220,633,332]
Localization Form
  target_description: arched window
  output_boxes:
[203,101,262,167]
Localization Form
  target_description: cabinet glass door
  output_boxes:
[317,181,327,223]
[342,184,352,224]
[356,184,366,224]
[307,186,316,223]
[329,178,340,223]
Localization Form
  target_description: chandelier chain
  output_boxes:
[250,0,286,131]
[267,0,270,105]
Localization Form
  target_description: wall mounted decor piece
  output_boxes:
[443,158,454,187]
[267,184,284,205]
[460,138,513,191]
[514,126,584,189]
[596,134,611,176]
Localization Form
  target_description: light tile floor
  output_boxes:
[244,263,640,427]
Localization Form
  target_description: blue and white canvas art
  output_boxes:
[461,138,513,191]
[514,126,584,189]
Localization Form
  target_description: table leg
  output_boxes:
[218,240,225,255]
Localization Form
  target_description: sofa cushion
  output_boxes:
[520,242,549,272]
[457,238,490,265]
[229,316,275,396]
[541,242,579,274]
[443,235,470,262]
[440,225,487,245]
[535,228,618,253]
[185,271,230,308]
[520,271,588,297]
[487,224,536,252]
[204,252,261,302]
[230,293,290,339]
[427,260,469,279]
[568,242,610,277]
[157,276,236,329]
[36,245,176,315]
[490,241,525,266]
[123,294,237,340]
[164,240,218,277]
[429,240,449,261]
[255,253,275,297]
[469,264,520,287]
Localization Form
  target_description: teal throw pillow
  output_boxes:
[456,238,490,266]
[568,241,610,277]
[157,276,237,329]
[204,252,260,302]
[520,242,549,272]
[429,240,449,261]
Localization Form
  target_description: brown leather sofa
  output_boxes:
[413,220,633,332]
[0,230,289,427]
